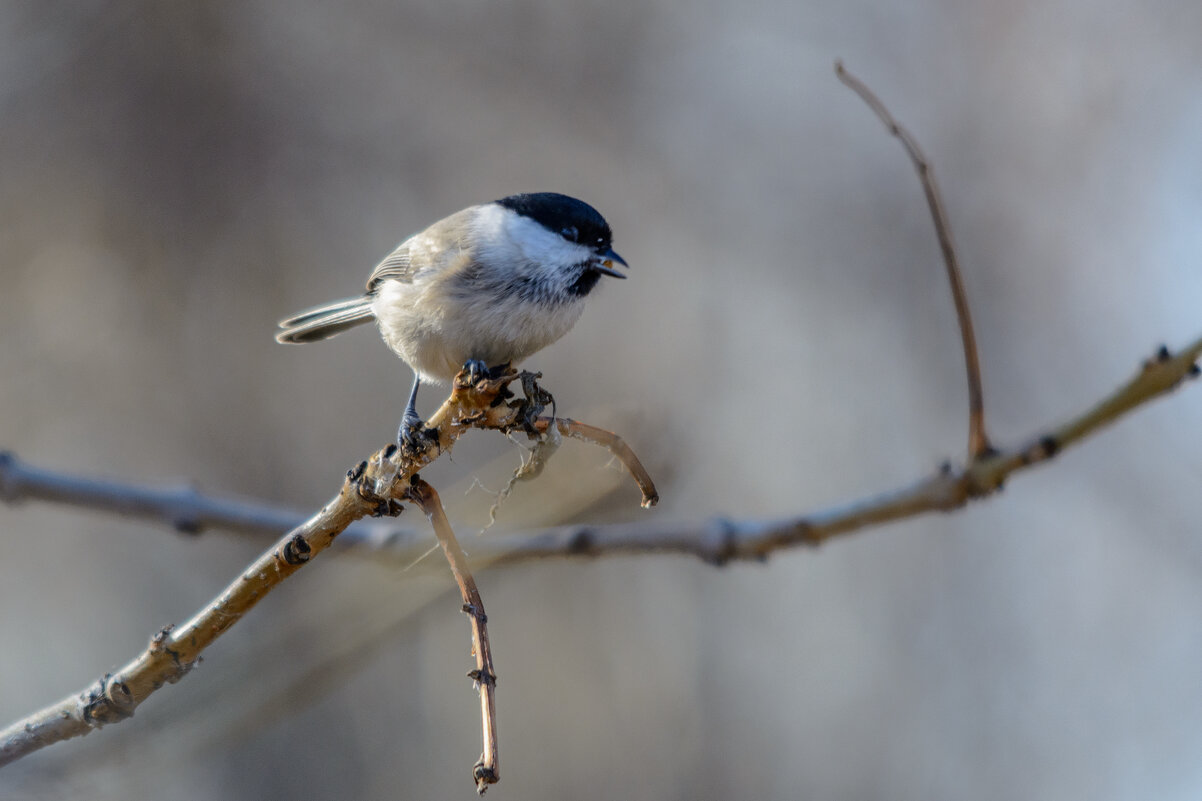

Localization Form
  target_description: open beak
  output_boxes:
[592,248,629,278]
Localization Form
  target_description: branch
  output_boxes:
[3,67,1197,794]
[0,453,383,769]
[0,410,659,554]
[0,450,322,537]
[836,61,992,459]
[0,369,658,792]
[7,334,1198,569]
[4,336,1200,570]
[407,479,499,793]
[449,338,1202,565]
[0,453,449,556]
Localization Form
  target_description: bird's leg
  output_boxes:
[398,375,427,452]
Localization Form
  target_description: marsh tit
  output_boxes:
[276,192,628,448]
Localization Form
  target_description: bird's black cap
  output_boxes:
[495,192,613,252]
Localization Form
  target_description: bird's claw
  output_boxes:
[462,359,489,386]
[398,411,431,454]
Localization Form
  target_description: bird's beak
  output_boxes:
[592,248,629,278]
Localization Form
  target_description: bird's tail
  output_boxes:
[275,296,375,344]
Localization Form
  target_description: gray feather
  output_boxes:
[276,296,375,344]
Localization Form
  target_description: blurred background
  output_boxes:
[2,1,1201,798]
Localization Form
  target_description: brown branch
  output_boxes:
[0,382,660,552]
[407,479,499,794]
[835,60,993,459]
[472,338,1202,563]
[532,417,659,508]
[0,453,384,769]
[0,369,658,792]
[4,337,1200,570]
[3,68,1198,792]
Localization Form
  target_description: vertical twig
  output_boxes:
[406,479,499,794]
[835,61,993,459]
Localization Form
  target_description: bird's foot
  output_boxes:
[462,359,489,385]
[398,410,434,454]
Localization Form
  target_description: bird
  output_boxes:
[276,192,628,449]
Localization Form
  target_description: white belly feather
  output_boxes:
[371,278,585,384]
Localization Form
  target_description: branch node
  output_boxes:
[80,674,135,727]
[467,668,497,688]
[461,603,488,624]
[568,527,595,555]
[1038,435,1060,459]
[281,533,312,565]
[702,517,738,566]
[474,759,498,794]
[172,515,202,536]
[148,624,175,651]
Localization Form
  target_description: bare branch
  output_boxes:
[0,369,658,791]
[489,338,1202,562]
[3,338,1200,570]
[407,479,499,794]
[0,450,426,550]
[0,392,660,553]
[835,60,992,459]
[0,455,380,769]
[3,66,1198,793]
[8,332,1201,570]
[533,417,659,508]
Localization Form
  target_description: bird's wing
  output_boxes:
[366,207,478,292]
[366,242,416,290]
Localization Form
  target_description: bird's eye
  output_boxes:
[561,226,578,242]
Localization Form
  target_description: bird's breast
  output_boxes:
[370,277,587,384]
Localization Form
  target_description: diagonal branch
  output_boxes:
[0,369,657,791]
[836,60,993,459]
[0,454,383,769]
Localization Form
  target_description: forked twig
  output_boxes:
[0,369,657,792]
[836,60,992,459]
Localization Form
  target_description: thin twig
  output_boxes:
[533,417,659,508]
[407,479,499,794]
[835,60,993,459]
